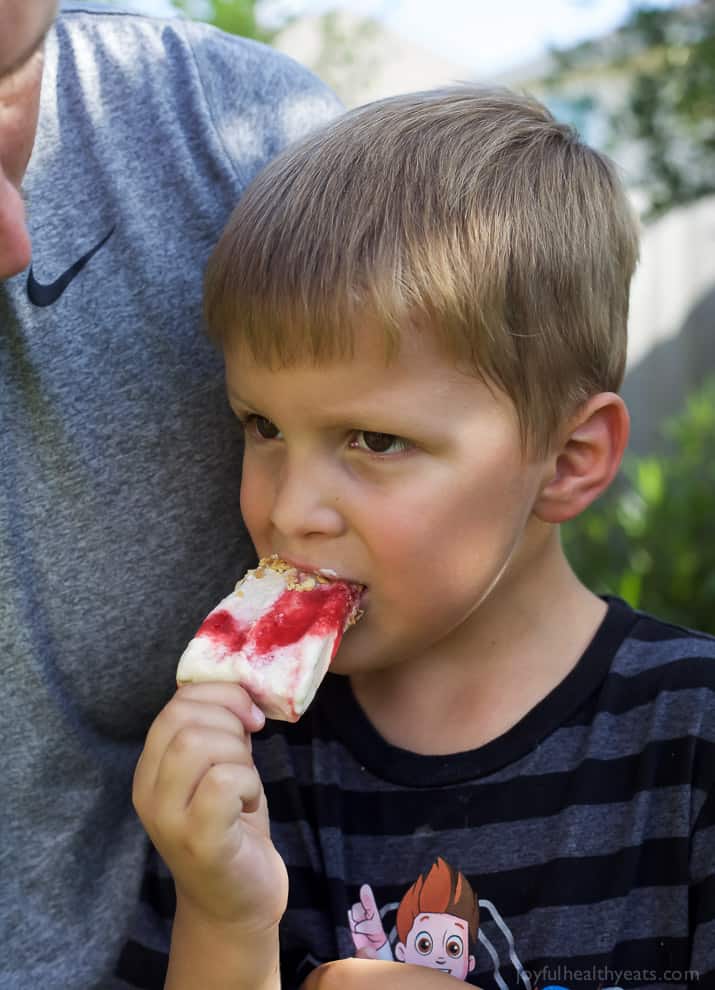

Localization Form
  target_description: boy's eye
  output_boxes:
[351,431,410,454]
[244,414,281,440]
[414,931,433,955]
[446,935,463,958]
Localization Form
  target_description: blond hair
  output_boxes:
[205,85,639,453]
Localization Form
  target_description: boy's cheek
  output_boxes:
[239,472,272,545]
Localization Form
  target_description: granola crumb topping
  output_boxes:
[234,554,359,601]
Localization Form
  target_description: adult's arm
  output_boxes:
[180,18,343,194]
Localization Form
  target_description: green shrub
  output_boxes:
[562,378,715,634]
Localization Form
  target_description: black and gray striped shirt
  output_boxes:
[121,598,714,990]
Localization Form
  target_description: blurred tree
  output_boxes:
[171,1,380,106]
[550,1,715,216]
[305,10,382,106]
[171,0,272,42]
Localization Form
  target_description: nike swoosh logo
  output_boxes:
[27,225,116,307]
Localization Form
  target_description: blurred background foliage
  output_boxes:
[171,0,270,40]
[541,3,715,633]
[550,1,715,217]
[562,376,715,633]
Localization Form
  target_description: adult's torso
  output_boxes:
[0,8,339,986]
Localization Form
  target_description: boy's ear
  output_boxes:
[534,392,629,524]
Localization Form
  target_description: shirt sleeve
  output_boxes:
[180,20,343,185]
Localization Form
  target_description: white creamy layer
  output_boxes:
[176,565,341,721]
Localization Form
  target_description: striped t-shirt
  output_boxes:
[123,598,714,990]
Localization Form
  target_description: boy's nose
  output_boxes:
[269,456,345,540]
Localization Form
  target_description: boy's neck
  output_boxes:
[350,535,607,756]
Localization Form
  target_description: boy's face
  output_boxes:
[225,322,552,676]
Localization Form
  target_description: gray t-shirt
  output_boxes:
[0,7,340,987]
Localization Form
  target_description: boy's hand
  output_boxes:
[301,958,474,989]
[133,683,288,934]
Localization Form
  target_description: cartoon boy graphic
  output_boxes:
[348,857,478,981]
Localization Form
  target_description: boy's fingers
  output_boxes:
[187,761,264,842]
[174,682,266,731]
[184,764,268,860]
[153,726,254,815]
[135,685,262,798]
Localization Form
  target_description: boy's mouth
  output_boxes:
[280,556,365,593]
[301,560,369,615]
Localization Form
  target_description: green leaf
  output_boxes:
[635,458,664,505]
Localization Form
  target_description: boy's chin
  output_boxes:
[330,625,381,677]
[330,626,412,680]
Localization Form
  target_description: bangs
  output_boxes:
[204,236,403,368]
[204,221,498,373]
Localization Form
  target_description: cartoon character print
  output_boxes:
[347,858,629,990]
[348,856,543,988]
[348,857,477,980]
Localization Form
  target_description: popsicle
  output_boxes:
[176,555,363,721]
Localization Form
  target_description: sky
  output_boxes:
[127,0,687,74]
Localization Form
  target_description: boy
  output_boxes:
[132,87,715,990]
